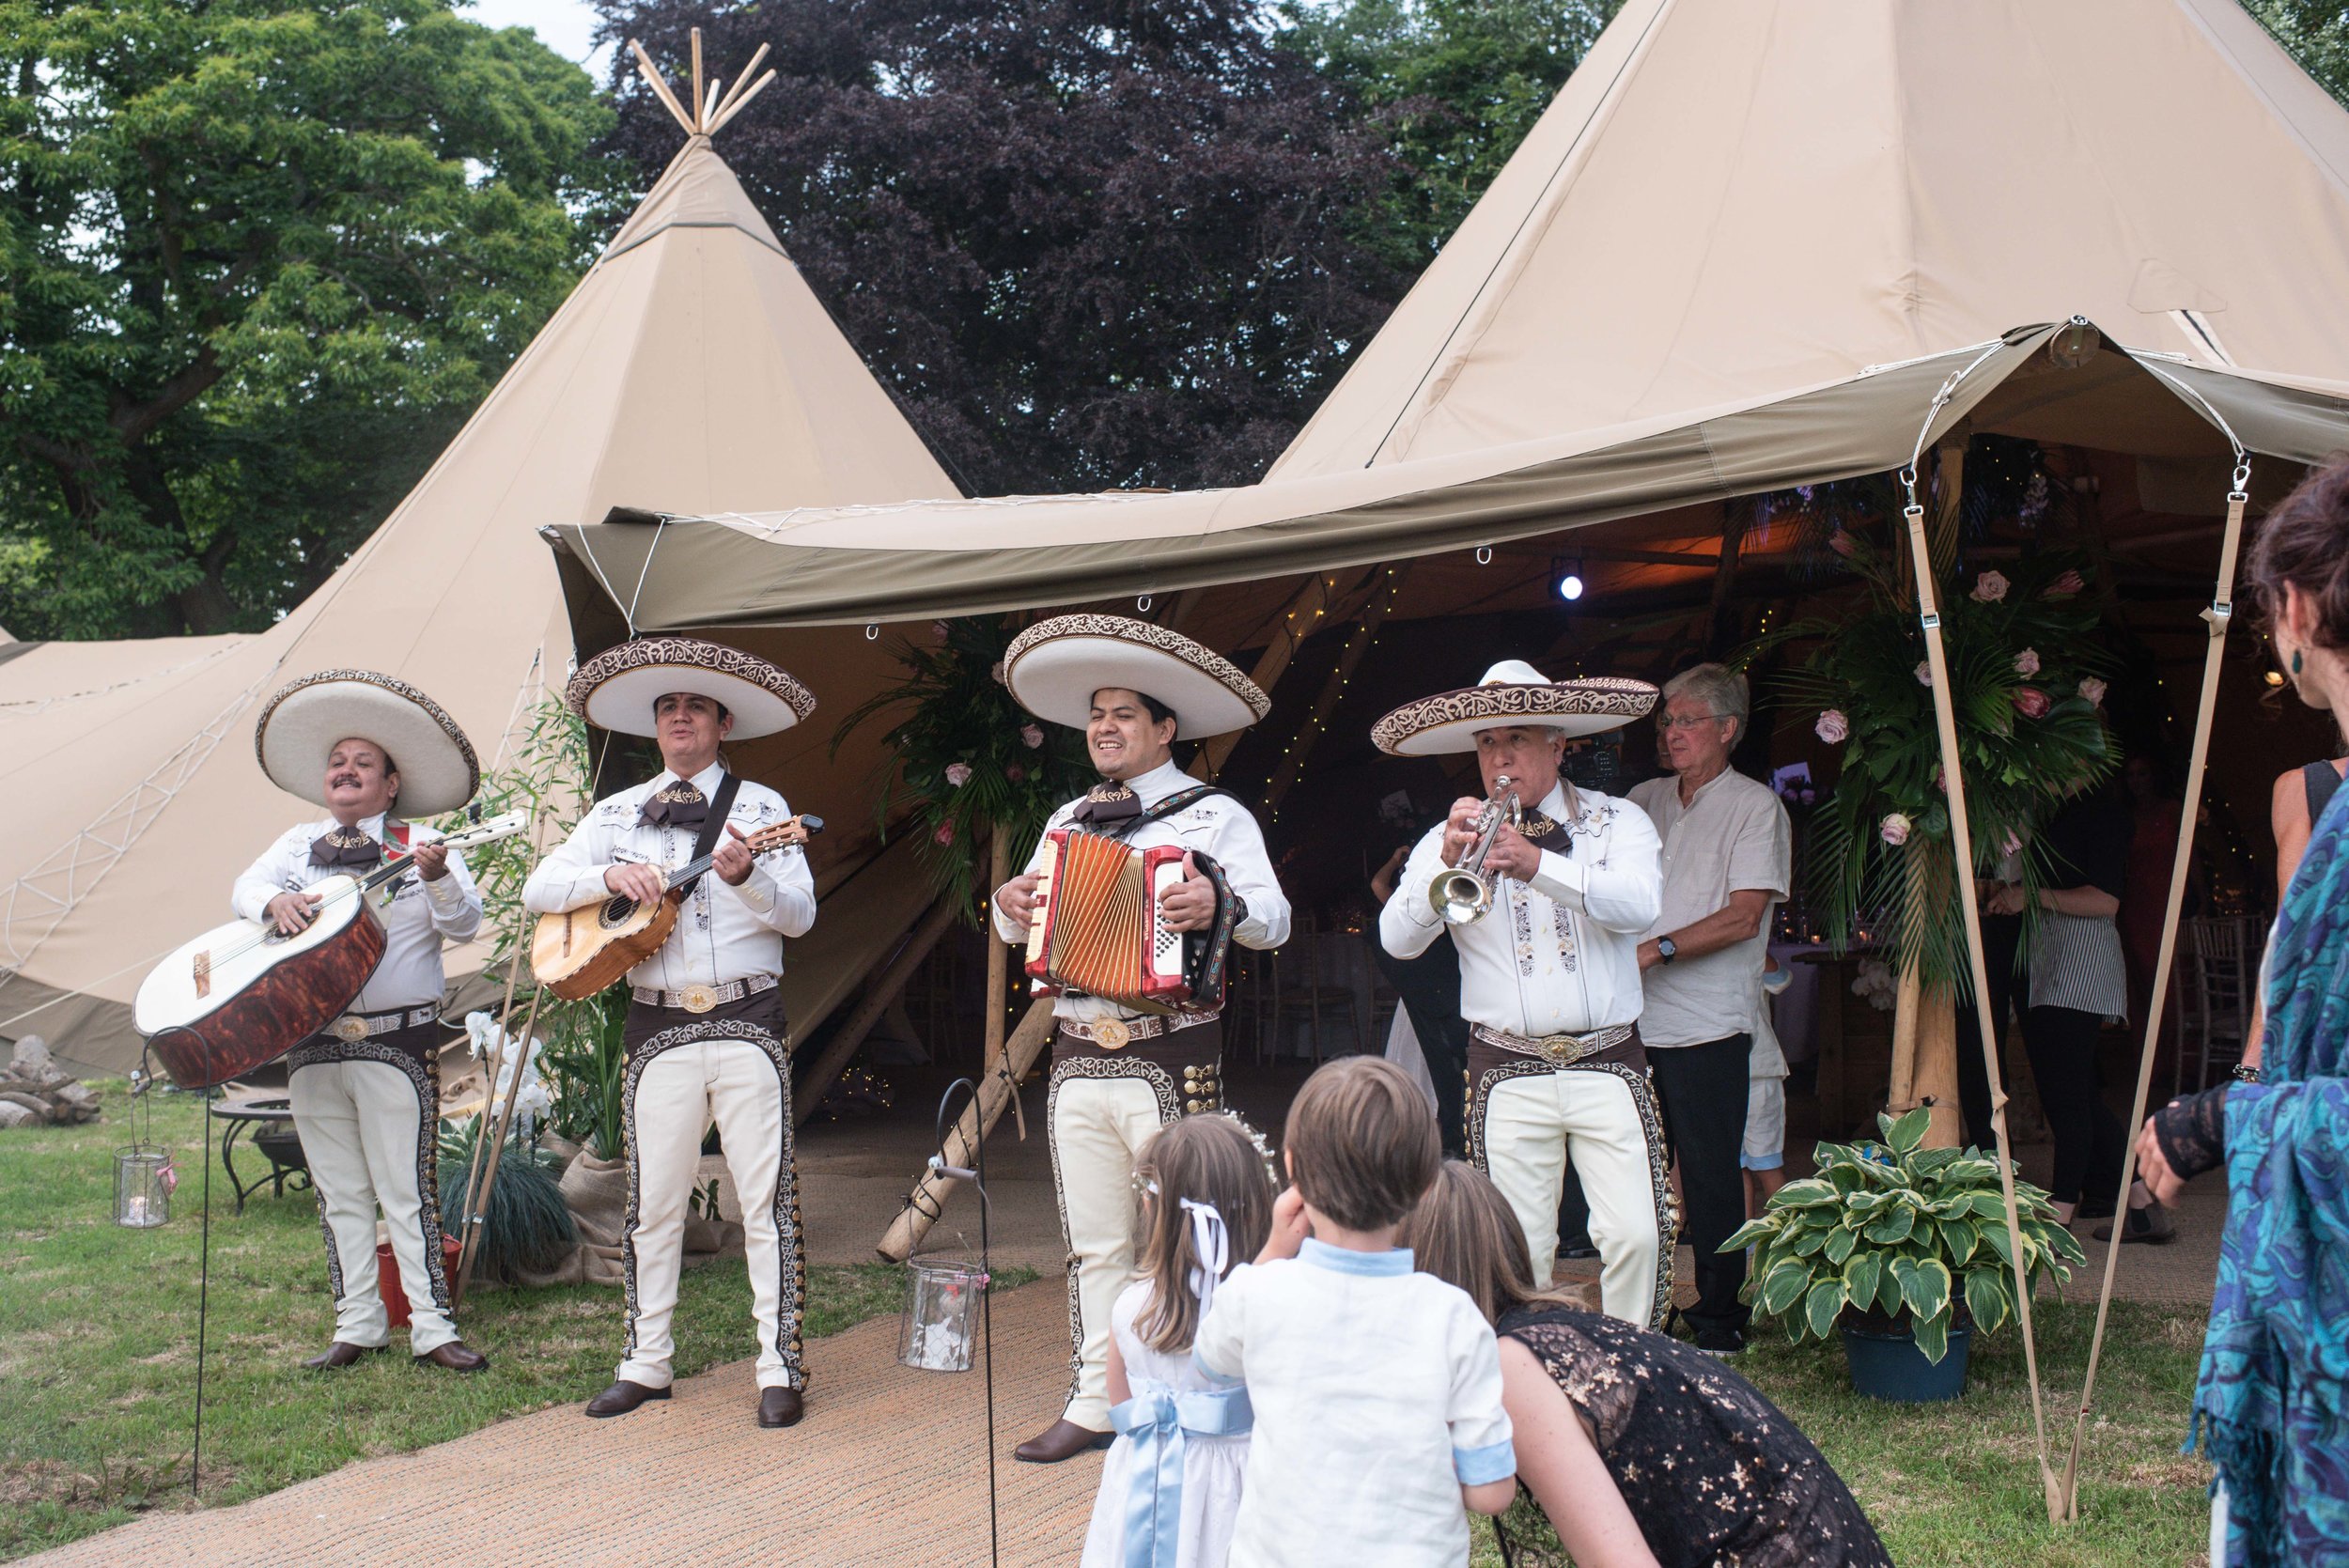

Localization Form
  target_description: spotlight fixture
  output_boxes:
[1551,554,1586,602]
[2265,669,2287,688]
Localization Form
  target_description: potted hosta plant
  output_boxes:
[1725,1107,2087,1402]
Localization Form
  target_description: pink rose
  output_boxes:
[1020,723,1044,750]
[1004,763,1026,783]
[1999,830,2024,860]
[2078,676,2107,706]
[1915,660,1934,687]
[944,762,972,788]
[2013,686,2052,719]
[2046,569,2085,598]
[933,821,956,846]
[1814,709,1850,744]
[990,661,1007,686]
[2014,647,2041,676]
[932,620,951,643]
[1880,813,1913,846]
[1828,531,1858,558]
[1970,570,2010,603]
[1934,764,1948,794]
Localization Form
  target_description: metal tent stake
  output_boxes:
[924,1079,999,1568]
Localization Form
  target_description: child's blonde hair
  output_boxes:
[1397,1160,1586,1325]
[1133,1113,1276,1353]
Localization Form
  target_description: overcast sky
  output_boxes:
[464,0,611,75]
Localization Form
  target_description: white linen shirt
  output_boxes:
[988,759,1290,1027]
[1628,768,1791,1050]
[521,762,815,990]
[1380,781,1662,1038]
[1192,1240,1515,1568]
[232,812,482,1014]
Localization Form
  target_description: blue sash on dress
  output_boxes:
[1108,1380,1252,1568]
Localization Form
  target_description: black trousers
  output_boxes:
[2021,1004,2125,1206]
[1373,935,1470,1158]
[1648,1033,1752,1337]
[1954,914,2024,1154]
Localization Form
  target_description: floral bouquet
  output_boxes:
[1750,543,2115,998]
[832,616,1095,920]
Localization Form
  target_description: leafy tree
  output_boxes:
[596,0,1409,495]
[0,0,614,638]
[1281,0,1620,269]
[2248,0,2349,107]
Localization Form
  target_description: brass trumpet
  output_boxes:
[1429,775,1521,926]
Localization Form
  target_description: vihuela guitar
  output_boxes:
[529,815,823,1001]
[135,810,529,1090]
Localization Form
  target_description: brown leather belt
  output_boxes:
[1468,1021,1646,1078]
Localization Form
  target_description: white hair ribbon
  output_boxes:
[1180,1198,1230,1316]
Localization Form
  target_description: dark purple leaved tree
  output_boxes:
[595,0,1409,494]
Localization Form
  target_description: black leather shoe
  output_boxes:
[1014,1419,1114,1463]
[303,1342,385,1371]
[414,1341,490,1373]
[2092,1203,2178,1245]
[584,1379,672,1418]
[757,1388,804,1428]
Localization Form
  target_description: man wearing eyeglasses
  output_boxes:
[1628,663,1791,1358]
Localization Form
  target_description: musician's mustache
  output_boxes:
[328,772,365,788]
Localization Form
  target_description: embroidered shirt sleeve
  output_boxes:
[231,829,303,923]
[522,802,619,913]
[1206,798,1289,950]
[726,790,816,937]
[416,831,485,941]
[1379,825,1451,956]
[1529,798,1663,934]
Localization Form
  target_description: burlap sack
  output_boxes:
[518,1147,744,1289]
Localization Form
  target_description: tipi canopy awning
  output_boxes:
[542,328,2349,633]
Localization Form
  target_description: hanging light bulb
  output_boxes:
[1551,554,1586,602]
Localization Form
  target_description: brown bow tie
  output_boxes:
[1071,783,1143,827]
[1518,812,1573,856]
[310,827,381,868]
[640,782,708,829]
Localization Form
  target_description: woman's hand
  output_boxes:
[2136,1117,2185,1205]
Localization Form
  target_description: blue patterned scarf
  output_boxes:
[2192,784,2349,1565]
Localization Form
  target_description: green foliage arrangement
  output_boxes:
[1750,538,2114,996]
[1726,1109,2088,1365]
[436,1118,576,1283]
[439,691,627,1159]
[832,617,1095,921]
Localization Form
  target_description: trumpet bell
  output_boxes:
[1430,866,1493,925]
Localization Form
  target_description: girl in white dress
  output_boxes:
[1081,1112,1275,1568]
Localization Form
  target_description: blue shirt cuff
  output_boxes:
[1455,1436,1517,1485]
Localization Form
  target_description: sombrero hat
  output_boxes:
[1003,614,1268,740]
[567,636,815,740]
[255,670,481,816]
[1372,660,1657,756]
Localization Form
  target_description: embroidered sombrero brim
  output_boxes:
[1372,676,1658,755]
[256,670,482,816]
[568,637,815,740]
[1003,614,1268,739]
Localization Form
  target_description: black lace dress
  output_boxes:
[1492,1305,1890,1568]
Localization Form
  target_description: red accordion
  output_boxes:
[1023,829,1200,1014]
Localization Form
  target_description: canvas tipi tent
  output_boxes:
[0,94,959,1076]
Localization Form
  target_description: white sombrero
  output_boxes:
[255,669,482,816]
[1003,614,1269,740]
[567,636,815,740]
[1372,660,1657,756]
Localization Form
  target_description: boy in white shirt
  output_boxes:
[1194,1058,1516,1566]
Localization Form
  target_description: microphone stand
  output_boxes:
[926,1078,998,1568]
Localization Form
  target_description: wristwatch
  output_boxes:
[1657,936,1678,965]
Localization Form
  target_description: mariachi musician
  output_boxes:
[232,670,490,1373]
[989,614,1291,1463]
[521,637,818,1430]
[1373,661,1675,1330]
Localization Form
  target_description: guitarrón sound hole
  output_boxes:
[599,894,638,930]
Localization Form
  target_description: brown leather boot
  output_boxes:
[584,1380,672,1418]
[302,1342,384,1371]
[757,1388,804,1428]
[414,1342,490,1373]
[1013,1419,1113,1463]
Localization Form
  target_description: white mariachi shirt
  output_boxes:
[521,762,815,991]
[232,812,484,1014]
[989,758,1290,1027]
[1379,781,1662,1038]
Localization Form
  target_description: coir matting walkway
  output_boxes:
[26,1281,1097,1567]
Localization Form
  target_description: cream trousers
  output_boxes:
[1050,1071,1174,1431]
[289,1054,456,1354]
[1476,1065,1672,1328]
[620,1036,803,1391]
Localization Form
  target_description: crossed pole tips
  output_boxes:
[630,28,778,139]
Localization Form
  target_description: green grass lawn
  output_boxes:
[1471,1294,2215,1567]
[0,1082,1002,1560]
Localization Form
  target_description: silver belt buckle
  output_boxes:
[1092,1018,1132,1050]
[679,984,720,1015]
[332,1016,369,1043]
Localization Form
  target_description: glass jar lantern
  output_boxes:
[114,1143,175,1228]
[897,1258,988,1373]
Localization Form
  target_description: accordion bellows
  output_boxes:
[1024,830,1194,1014]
